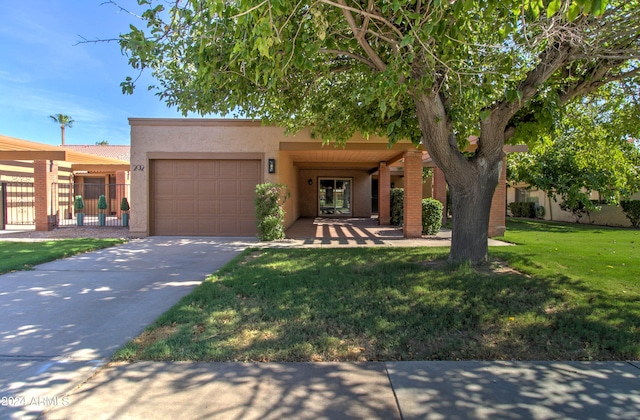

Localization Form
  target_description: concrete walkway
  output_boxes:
[0,237,253,419]
[41,360,640,419]
[2,227,639,419]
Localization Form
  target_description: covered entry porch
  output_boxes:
[281,138,510,239]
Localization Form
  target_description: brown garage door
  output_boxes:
[151,159,261,236]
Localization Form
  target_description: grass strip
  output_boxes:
[115,220,639,361]
[0,238,126,274]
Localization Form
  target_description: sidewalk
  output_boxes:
[42,360,640,419]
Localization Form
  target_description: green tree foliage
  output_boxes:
[49,114,74,145]
[509,85,640,216]
[621,200,640,228]
[118,0,640,264]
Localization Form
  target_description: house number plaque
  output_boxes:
[133,165,145,171]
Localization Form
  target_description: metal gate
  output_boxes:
[1,182,36,228]
[53,183,130,227]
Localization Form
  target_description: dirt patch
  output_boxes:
[240,250,262,265]
[480,259,526,276]
[419,258,526,276]
[0,226,132,240]
[132,325,179,349]
[419,260,450,270]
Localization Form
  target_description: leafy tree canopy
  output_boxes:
[120,0,638,145]
[117,0,640,264]
[509,81,640,214]
[49,114,74,127]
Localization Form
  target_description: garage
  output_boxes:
[150,159,261,236]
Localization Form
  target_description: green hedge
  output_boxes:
[390,188,404,226]
[621,200,640,229]
[255,183,290,241]
[422,198,443,235]
[389,189,443,235]
[508,202,536,218]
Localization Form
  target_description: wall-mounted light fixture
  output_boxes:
[308,178,313,186]
[268,158,276,174]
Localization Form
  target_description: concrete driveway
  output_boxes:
[0,237,253,419]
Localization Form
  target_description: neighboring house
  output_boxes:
[129,118,521,238]
[506,183,640,227]
[0,134,130,229]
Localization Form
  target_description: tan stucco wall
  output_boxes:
[507,185,640,228]
[277,151,299,229]
[129,118,428,236]
[129,119,316,236]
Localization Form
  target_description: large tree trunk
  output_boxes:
[415,93,505,265]
[447,160,502,264]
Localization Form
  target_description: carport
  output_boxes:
[0,134,130,231]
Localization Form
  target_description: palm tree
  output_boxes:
[49,114,75,145]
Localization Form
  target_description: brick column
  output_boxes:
[34,160,58,231]
[403,150,423,238]
[432,166,447,225]
[378,162,391,225]
[488,157,507,237]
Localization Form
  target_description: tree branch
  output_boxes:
[319,0,403,39]
[332,0,388,72]
[559,65,640,105]
[492,43,574,129]
[319,49,377,69]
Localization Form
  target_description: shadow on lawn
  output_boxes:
[126,248,640,362]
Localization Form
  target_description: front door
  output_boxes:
[319,178,352,216]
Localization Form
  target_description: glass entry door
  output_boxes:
[319,178,352,216]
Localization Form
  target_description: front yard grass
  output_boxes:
[114,219,640,362]
[0,239,126,274]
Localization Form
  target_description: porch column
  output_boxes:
[115,170,128,219]
[432,166,447,225]
[34,160,58,231]
[488,156,507,237]
[378,161,391,225]
[403,150,423,238]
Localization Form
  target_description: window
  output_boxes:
[83,178,106,199]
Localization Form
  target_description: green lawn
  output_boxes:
[0,239,126,274]
[114,219,640,362]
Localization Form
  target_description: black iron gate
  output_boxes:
[52,183,130,227]
[1,182,36,228]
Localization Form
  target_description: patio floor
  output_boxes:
[283,217,512,248]
[283,217,457,247]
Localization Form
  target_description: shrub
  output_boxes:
[120,197,130,212]
[508,202,535,218]
[98,195,108,212]
[255,183,290,241]
[390,188,404,226]
[422,198,443,235]
[535,205,545,219]
[74,195,84,211]
[523,202,536,218]
[621,200,640,229]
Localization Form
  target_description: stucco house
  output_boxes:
[129,118,521,238]
[0,134,130,229]
[507,183,640,227]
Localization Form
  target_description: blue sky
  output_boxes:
[0,0,207,146]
